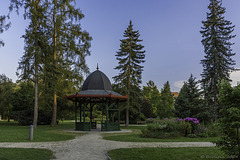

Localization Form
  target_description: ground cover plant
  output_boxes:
[0,121,82,142]
[0,148,54,160]
[103,126,219,142]
[108,147,224,160]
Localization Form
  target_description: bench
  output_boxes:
[120,121,125,124]
[137,121,146,125]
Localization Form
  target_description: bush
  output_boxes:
[141,119,181,138]
[187,134,197,138]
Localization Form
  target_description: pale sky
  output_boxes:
[0,0,240,91]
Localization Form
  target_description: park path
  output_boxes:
[0,130,215,160]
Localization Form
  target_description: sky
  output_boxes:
[0,0,240,92]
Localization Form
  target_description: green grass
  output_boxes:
[0,148,54,160]
[108,147,224,160]
[103,126,219,142]
[0,121,83,142]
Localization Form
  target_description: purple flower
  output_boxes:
[177,118,183,121]
[184,117,199,124]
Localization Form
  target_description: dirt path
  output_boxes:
[0,130,215,160]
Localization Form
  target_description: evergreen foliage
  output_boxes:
[157,81,174,119]
[175,74,201,119]
[142,80,160,117]
[42,0,92,127]
[113,20,145,126]
[216,80,240,159]
[200,0,235,117]
[140,98,155,119]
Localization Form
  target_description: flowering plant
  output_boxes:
[177,117,200,136]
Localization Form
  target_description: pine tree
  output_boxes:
[157,81,174,119]
[175,74,201,119]
[113,20,145,127]
[200,0,235,117]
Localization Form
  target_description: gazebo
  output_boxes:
[66,68,128,131]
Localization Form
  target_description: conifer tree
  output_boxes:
[15,0,91,127]
[113,20,145,127]
[17,0,47,128]
[157,81,174,119]
[175,74,201,118]
[0,15,10,47]
[143,80,160,116]
[200,0,235,117]
[46,0,91,127]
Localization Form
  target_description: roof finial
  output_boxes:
[97,63,99,70]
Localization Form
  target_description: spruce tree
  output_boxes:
[113,20,145,127]
[175,74,201,119]
[157,81,174,119]
[200,0,235,117]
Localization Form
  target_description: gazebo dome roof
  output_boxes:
[82,69,112,91]
[66,68,127,102]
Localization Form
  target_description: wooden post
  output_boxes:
[75,100,77,123]
[80,104,82,122]
[29,125,33,141]
[118,102,120,123]
[83,103,86,123]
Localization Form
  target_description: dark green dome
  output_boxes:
[82,70,113,91]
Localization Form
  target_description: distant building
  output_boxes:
[171,92,179,98]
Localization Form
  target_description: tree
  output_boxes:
[15,0,92,127]
[216,80,240,159]
[42,0,92,127]
[0,15,11,47]
[12,82,34,125]
[0,74,14,122]
[200,0,235,118]
[157,81,174,119]
[16,0,48,128]
[113,20,145,126]
[142,80,160,117]
[175,74,201,118]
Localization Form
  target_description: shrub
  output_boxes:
[188,134,197,138]
[141,119,181,138]
[177,117,199,137]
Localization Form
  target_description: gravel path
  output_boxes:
[0,130,215,160]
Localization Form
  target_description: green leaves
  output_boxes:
[216,81,240,158]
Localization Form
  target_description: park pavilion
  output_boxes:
[66,67,128,131]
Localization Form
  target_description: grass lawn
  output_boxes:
[0,121,83,142]
[0,148,54,160]
[103,126,219,142]
[108,147,224,160]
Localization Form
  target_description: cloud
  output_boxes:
[230,71,240,86]
[173,80,185,92]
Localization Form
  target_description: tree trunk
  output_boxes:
[33,0,39,129]
[51,0,57,127]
